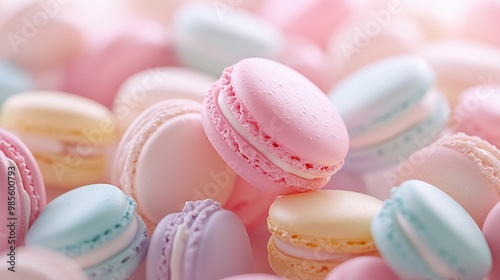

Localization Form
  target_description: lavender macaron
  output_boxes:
[146,199,253,280]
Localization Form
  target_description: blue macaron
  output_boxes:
[328,55,450,172]
[371,180,492,280]
[25,184,149,280]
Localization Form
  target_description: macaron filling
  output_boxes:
[395,211,460,279]
[272,236,359,262]
[73,216,138,268]
[217,90,319,180]
[170,221,189,280]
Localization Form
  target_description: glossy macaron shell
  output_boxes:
[147,200,253,280]
[203,58,348,194]
[372,180,492,280]
[113,99,235,225]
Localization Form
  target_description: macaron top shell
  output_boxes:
[26,184,135,257]
[230,58,348,166]
[268,190,382,252]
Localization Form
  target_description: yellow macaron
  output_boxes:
[0,91,117,189]
[267,190,383,280]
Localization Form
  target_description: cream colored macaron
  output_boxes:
[0,91,117,189]
[267,190,383,280]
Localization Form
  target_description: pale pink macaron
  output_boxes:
[113,99,236,228]
[324,257,398,280]
[460,0,500,47]
[451,85,500,148]
[113,66,215,133]
[483,201,500,280]
[418,39,500,106]
[0,3,85,72]
[393,133,500,228]
[259,0,354,48]
[62,21,176,108]
[0,246,87,279]
[202,57,349,195]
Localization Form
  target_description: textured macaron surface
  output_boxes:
[26,184,136,257]
[203,58,348,193]
[372,180,492,280]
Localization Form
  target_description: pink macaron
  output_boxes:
[324,256,398,280]
[460,0,500,47]
[62,20,175,108]
[202,57,349,195]
[0,128,46,252]
[483,201,500,280]
[451,85,500,148]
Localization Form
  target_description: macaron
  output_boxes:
[329,55,449,172]
[113,66,215,134]
[25,184,149,280]
[0,2,84,71]
[418,39,500,106]
[112,99,236,226]
[0,60,34,105]
[460,0,500,47]
[259,0,354,48]
[172,4,284,77]
[146,199,253,280]
[483,201,500,280]
[451,85,500,148]
[219,274,281,280]
[62,21,174,108]
[0,128,45,252]
[202,57,349,195]
[267,190,383,279]
[324,256,398,280]
[0,91,117,189]
[392,133,500,228]
[0,246,88,280]
[371,179,492,280]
